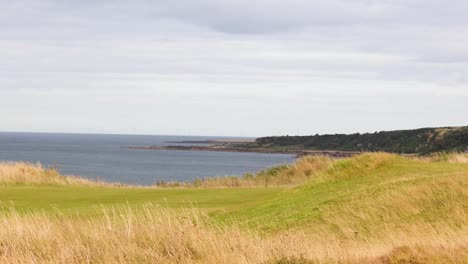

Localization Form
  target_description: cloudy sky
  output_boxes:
[1,0,467,136]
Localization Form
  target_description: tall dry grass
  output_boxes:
[0,162,110,186]
[1,154,468,263]
[156,155,334,188]
[311,167,468,240]
[3,152,468,188]
[0,156,333,188]
[0,155,332,189]
[0,205,466,264]
[416,152,468,164]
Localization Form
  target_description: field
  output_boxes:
[0,153,467,263]
[0,186,283,216]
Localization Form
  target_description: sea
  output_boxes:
[0,132,295,185]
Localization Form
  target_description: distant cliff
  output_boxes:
[249,126,468,154]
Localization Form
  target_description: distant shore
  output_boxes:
[164,139,255,144]
[125,145,360,158]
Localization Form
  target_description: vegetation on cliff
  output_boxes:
[249,126,468,154]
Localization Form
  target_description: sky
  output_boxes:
[0,0,467,137]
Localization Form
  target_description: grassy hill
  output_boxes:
[0,154,467,263]
[249,126,468,154]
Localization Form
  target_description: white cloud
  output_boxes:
[0,0,466,136]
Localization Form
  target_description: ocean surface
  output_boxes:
[0,132,295,185]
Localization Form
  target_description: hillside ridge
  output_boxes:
[250,126,468,154]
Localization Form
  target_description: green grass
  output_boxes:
[0,153,467,263]
[0,186,284,217]
[1,153,467,235]
[217,154,468,234]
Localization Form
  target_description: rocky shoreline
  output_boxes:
[125,145,360,158]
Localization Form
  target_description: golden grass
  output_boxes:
[0,205,466,264]
[0,156,333,188]
[157,152,468,188]
[0,162,110,186]
[157,155,334,188]
[1,153,467,263]
[432,152,468,164]
[4,152,466,188]
[412,152,468,164]
[312,170,467,240]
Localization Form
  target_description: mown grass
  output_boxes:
[0,153,467,263]
[0,186,284,216]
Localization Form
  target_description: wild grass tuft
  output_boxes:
[0,204,466,264]
[0,162,112,186]
[155,155,334,188]
[415,152,468,164]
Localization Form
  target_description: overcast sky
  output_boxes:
[1,0,467,137]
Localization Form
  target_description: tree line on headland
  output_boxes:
[248,126,468,154]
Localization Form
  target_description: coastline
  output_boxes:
[125,145,360,158]
[164,139,255,144]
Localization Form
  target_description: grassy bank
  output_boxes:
[0,153,467,263]
[2,205,466,264]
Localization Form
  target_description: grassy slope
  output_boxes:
[0,154,467,263]
[0,186,284,216]
[0,161,285,216]
[217,154,467,234]
[1,154,466,233]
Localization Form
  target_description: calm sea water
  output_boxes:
[0,132,295,185]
